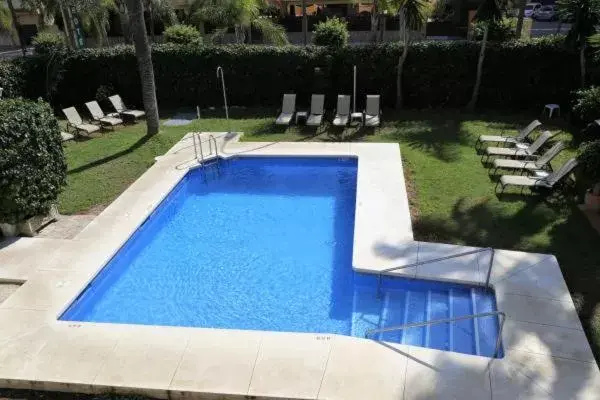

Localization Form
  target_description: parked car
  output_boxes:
[524,2,542,18]
[533,5,558,21]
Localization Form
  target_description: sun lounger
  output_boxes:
[62,107,100,135]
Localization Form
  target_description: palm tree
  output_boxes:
[73,0,115,47]
[190,0,287,45]
[0,3,16,45]
[144,0,177,42]
[466,0,502,111]
[126,0,160,135]
[394,0,428,109]
[557,0,600,88]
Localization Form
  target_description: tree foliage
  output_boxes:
[164,24,202,44]
[313,17,349,47]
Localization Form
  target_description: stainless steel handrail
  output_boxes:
[208,134,218,157]
[377,247,495,297]
[365,311,506,358]
[216,66,231,133]
[192,132,205,165]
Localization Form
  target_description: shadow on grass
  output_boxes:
[379,117,473,162]
[67,135,151,175]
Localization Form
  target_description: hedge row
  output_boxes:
[1,38,584,112]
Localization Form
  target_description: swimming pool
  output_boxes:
[61,156,501,357]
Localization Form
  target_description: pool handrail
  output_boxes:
[364,310,506,358]
[376,247,495,297]
[192,133,220,167]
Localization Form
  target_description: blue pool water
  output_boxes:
[61,157,502,357]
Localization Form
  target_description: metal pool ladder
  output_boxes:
[192,133,221,183]
[192,133,220,167]
[364,311,506,359]
[376,247,495,298]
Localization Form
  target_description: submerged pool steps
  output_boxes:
[355,278,502,358]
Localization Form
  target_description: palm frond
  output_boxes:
[0,5,12,32]
[148,0,178,25]
[251,17,288,45]
[396,0,428,31]
[473,0,503,23]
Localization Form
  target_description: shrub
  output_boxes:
[572,86,600,123]
[0,98,67,224]
[32,31,67,55]
[163,24,202,45]
[0,61,26,98]
[474,18,517,42]
[313,17,349,47]
[4,39,584,111]
[578,140,600,183]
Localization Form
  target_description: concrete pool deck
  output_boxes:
[0,133,599,399]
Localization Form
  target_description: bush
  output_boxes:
[578,140,600,183]
[0,61,26,98]
[0,98,67,224]
[4,39,585,111]
[474,18,517,42]
[32,31,67,55]
[163,24,202,45]
[572,86,600,123]
[313,17,349,47]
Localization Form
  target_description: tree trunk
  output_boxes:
[467,24,488,111]
[379,14,386,42]
[92,17,104,47]
[396,37,409,110]
[302,0,307,45]
[126,0,160,136]
[515,0,526,38]
[370,1,379,42]
[6,0,25,56]
[147,1,155,43]
[117,1,132,44]
[580,40,586,88]
[57,0,73,49]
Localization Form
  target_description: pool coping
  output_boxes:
[0,133,598,399]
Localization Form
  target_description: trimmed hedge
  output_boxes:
[7,39,583,111]
[0,98,67,224]
[0,61,26,98]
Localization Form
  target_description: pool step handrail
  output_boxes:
[376,247,495,297]
[192,133,220,168]
[364,310,506,359]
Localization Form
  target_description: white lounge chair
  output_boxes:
[483,131,554,163]
[333,95,351,127]
[275,94,296,126]
[306,94,325,128]
[496,158,578,195]
[364,95,381,127]
[62,107,100,135]
[490,141,565,175]
[109,94,146,121]
[85,101,123,128]
[476,120,541,151]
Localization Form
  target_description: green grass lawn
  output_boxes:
[60,108,600,362]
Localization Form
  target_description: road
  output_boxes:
[0,48,30,60]
[530,20,571,37]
